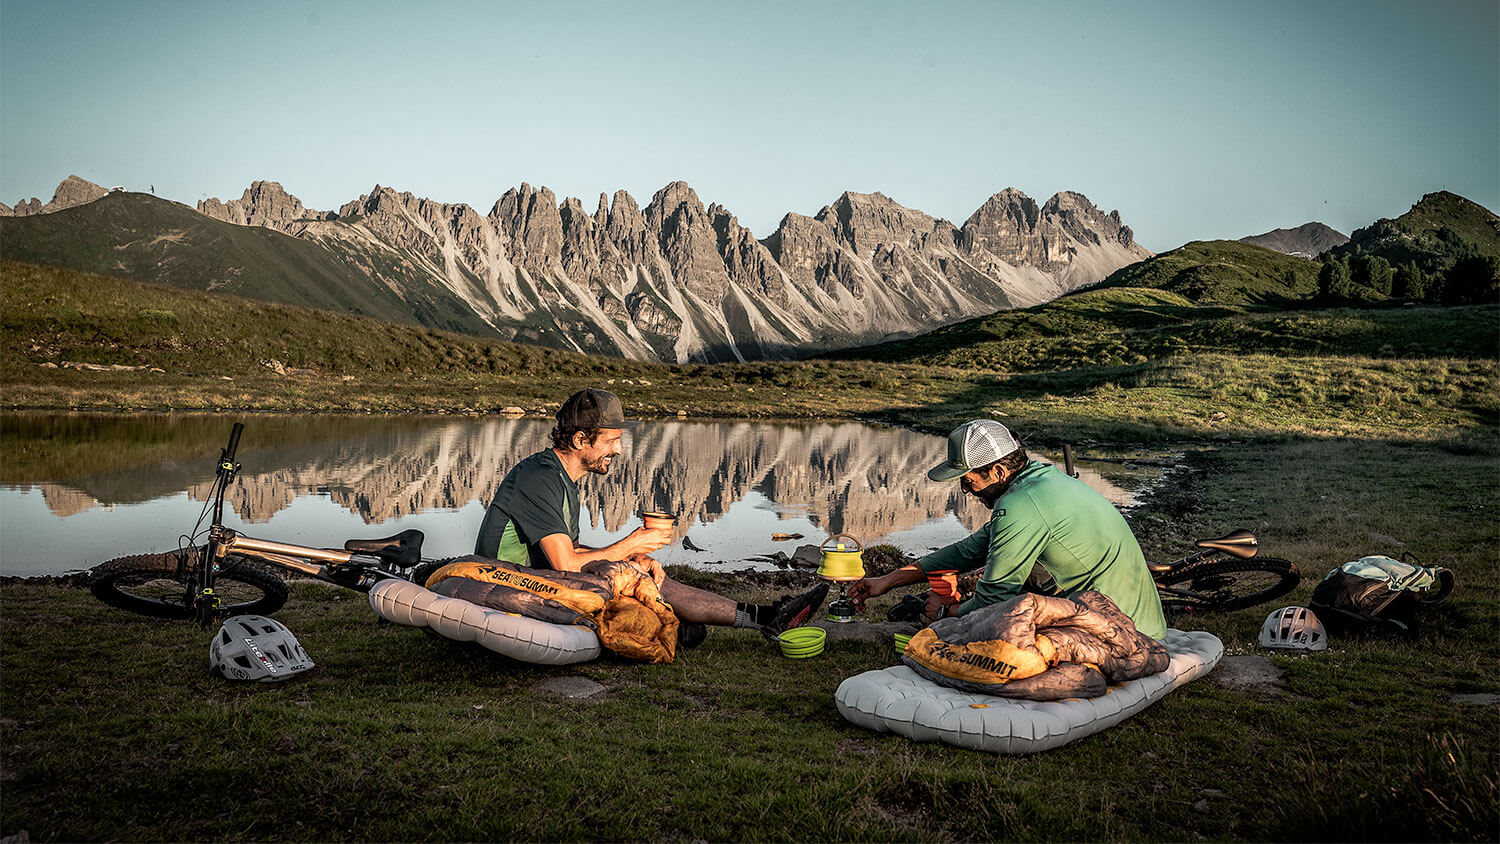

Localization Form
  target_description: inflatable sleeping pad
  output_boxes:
[369,578,601,665]
[834,628,1222,754]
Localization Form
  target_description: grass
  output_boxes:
[2,259,1497,840]
[2,433,1496,842]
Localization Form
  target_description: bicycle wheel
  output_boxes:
[90,550,289,619]
[1155,556,1300,615]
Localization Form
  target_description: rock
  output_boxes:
[806,618,919,643]
[2,175,108,216]
[789,544,822,568]
[499,406,525,416]
[533,676,606,700]
[198,181,321,233]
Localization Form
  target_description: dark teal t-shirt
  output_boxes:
[474,449,579,568]
[918,460,1168,639]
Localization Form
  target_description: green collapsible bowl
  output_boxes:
[779,626,826,659]
[893,632,913,655]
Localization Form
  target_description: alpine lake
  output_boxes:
[0,412,1175,578]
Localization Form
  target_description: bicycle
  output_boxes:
[886,528,1300,624]
[89,423,450,627]
[1147,528,1300,620]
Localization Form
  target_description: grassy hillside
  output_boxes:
[825,285,1498,371]
[1089,240,1321,305]
[0,192,501,338]
[4,261,1496,443]
[1328,190,1500,273]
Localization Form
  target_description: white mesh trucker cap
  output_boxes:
[927,420,1022,482]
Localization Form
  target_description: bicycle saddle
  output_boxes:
[345,529,425,567]
[1195,529,1258,559]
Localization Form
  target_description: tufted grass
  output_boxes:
[2,433,1495,842]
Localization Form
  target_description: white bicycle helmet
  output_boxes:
[1259,606,1328,651]
[209,615,315,682]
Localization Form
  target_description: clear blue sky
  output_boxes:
[2,0,1495,252]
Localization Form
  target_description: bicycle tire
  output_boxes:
[1155,556,1300,615]
[90,550,289,620]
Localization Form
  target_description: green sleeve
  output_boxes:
[918,522,993,576]
[954,490,1052,616]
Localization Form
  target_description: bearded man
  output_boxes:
[475,388,827,645]
[848,419,1166,639]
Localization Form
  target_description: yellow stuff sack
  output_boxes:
[904,627,1054,686]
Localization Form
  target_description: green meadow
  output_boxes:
[1,260,1496,841]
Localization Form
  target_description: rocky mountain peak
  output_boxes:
[201,180,321,232]
[1,175,108,217]
[816,190,942,256]
[1042,190,1135,248]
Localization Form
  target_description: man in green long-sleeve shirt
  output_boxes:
[849,419,1167,639]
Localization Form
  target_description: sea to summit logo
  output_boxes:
[491,569,560,596]
[928,641,1019,678]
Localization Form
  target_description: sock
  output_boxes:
[732,603,765,628]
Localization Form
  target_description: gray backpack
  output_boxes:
[1309,554,1455,636]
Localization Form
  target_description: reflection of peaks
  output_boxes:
[580,421,993,540]
[190,421,554,524]
[29,484,100,518]
[65,420,1131,546]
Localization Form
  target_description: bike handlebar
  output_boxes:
[223,422,243,466]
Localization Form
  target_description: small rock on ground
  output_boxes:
[534,676,606,700]
[806,619,920,643]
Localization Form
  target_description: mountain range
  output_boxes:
[0,176,1150,362]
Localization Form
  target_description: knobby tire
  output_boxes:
[1156,556,1300,616]
[90,550,289,620]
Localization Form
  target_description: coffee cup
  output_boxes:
[641,511,676,531]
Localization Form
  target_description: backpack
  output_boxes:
[1309,554,1455,636]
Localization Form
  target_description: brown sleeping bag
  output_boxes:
[903,591,1168,700]
[424,556,680,664]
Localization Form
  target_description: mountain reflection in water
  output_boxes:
[0,414,1139,577]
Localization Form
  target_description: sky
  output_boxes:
[1,0,1495,253]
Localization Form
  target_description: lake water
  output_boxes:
[0,413,1157,577]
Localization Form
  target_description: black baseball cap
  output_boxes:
[556,388,640,429]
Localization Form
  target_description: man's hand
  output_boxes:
[626,525,673,557]
[849,565,928,612]
[924,590,959,622]
[627,553,666,586]
[848,575,887,612]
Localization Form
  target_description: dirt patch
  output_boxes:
[1209,654,1289,697]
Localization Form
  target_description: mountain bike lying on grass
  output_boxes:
[89,423,450,627]
[1147,529,1300,621]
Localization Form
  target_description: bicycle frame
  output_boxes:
[190,422,425,627]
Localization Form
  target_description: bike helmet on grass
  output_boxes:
[209,615,314,681]
[1259,606,1328,651]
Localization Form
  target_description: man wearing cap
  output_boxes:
[475,388,828,643]
[848,419,1167,640]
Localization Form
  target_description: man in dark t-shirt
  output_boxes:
[475,388,827,644]
[475,448,581,569]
